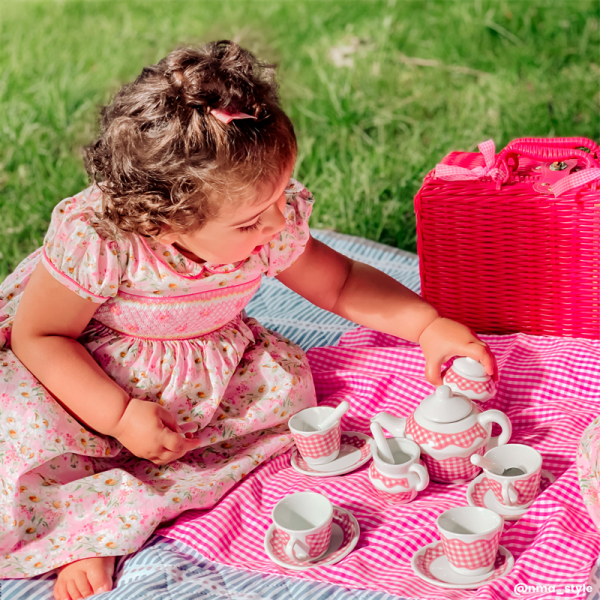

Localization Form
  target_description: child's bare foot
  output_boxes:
[54,555,115,600]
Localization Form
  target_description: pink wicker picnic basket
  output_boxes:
[415,137,600,338]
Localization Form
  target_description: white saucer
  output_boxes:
[264,506,360,571]
[466,469,556,520]
[290,431,372,477]
[411,541,514,589]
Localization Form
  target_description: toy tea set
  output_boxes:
[264,357,555,589]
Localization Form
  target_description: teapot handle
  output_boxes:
[477,410,512,446]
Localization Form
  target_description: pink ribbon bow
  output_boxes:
[434,139,600,196]
[434,140,503,182]
[209,108,257,124]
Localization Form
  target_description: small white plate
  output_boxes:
[264,506,360,571]
[466,470,556,520]
[411,541,514,589]
[290,431,372,477]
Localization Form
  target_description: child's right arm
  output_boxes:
[11,262,200,464]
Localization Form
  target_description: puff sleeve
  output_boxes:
[264,179,315,277]
[41,188,127,303]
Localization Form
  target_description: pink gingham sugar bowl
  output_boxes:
[371,386,512,484]
[443,357,497,403]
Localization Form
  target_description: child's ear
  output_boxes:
[155,230,179,245]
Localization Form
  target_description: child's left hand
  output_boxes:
[418,317,496,386]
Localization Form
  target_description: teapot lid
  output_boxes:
[452,357,488,379]
[419,385,472,423]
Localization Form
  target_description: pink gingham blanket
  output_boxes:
[160,329,600,600]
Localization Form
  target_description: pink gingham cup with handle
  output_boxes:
[480,444,542,508]
[437,506,503,576]
[289,406,343,466]
[271,492,333,562]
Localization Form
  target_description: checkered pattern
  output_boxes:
[292,423,341,459]
[368,462,410,489]
[416,540,509,582]
[341,433,370,453]
[269,526,331,563]
[421,447,484,483]
[443,368,496,395]
[305,525,332,558]
[276,529,291,546]
[268,508,353,566]
[326,510,354,562]
[405,414,488,450]
[269,529,301,566]
[374,487,416,503]
[470,477,493,508]
[164,330,600,600]
[488,470,541,506]
[434,139,503,182]
[440,531,501,571]
[471,471,553,510]
[294,433,369,472]
[552,166,600,196]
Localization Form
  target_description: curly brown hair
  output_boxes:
[84,41,297,239]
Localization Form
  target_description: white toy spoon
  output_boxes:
[318,400,350,431]
[370,421,394,464]
[470,454,524,476]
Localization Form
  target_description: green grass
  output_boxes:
[1,0,598,279]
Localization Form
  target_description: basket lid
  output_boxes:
[419,385,472,424]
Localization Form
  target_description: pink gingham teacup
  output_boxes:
[271,492,333,562]
[289,407,342,466]
[436,506,503,576]
[481,444,542,509]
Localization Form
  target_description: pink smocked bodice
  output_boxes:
[93,277,261,340]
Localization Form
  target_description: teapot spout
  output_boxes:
[370,411,407,437]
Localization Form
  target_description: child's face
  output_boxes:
[159,162,294,265]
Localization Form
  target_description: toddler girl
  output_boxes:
[0,41,494,600]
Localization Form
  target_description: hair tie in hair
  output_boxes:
[209,107,258,124]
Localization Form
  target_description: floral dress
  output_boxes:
[0,179,317,578]
[577,417,600,530]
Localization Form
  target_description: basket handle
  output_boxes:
[503,136,600,156]
[495,143,598,182]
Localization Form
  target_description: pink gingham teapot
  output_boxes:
[370,385,512,484]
